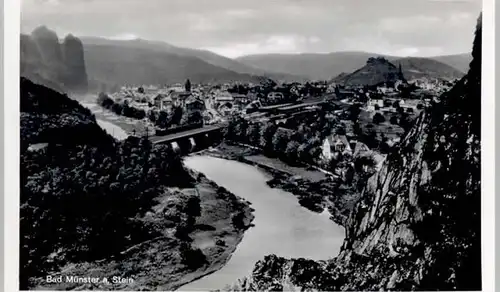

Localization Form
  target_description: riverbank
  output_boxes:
[30,174,254,291]
[199,143,360,227]
[74,94,152,136]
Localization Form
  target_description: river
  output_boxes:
[178,155,345,291]
[95,119,128,140]
[75,95,129,141]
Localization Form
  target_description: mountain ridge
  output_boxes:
[236,51,470,81]
[79,36,306,83]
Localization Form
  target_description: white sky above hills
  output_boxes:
[21,0,481,58]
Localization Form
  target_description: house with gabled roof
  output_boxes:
[321,134,352,161]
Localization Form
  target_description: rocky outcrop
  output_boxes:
[31,26,64,67]
[221,13,482,292]
[336,57,406,87]
[62,34,88,90]
[20,26,88,93]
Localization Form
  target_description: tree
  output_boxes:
[354,155,376,173]
[234,119,249,142]
[353,122,363,137]
[185,79,192,92]
[297,144,308,162]
[122,104,133,117]
[390,116,399,125]
[97,92,114,108]
[184,195,201,217]
[336,126,347,135]
[187,111,203,125]
[156,111,170,128]
[171,107,183,125]
[272,130,290,157]
[136,109,146,120]
[348,104,362,122]
[148,110,159,124]
[365,130,379,149]
[260,123,277,153]
[373,113,386,124]
[111,103,123,115]
[247,123,261,146]
[179,243,206,270]
[285,140,300,163]
[399,113,412,132]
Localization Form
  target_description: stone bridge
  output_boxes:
[149,123,226,154]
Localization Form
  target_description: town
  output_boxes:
[95,65,454,181]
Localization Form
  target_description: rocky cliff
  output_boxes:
[21,26,88,93]
[61,34,88,90]
[221,13,482,292]
[334,57,406,87]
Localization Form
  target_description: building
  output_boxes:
[267,92,284,101]
[153,94,174,112]
[27,143,49,153]
[321,134,352,161]
[168,91,192,107]
[213,91,234,103]
[231,93,250,110]
[186,97,206,113]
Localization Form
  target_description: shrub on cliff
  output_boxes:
[180,243,207,270]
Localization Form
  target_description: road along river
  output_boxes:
[178,155,345,291]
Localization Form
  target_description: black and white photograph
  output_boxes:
[12,0,490,290]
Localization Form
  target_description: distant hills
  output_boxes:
[431,53,473,73]
[20,26,472,94]
[391,57,466,81]
[83,37,305,82]
[236,52,471,81]
[79,37,302,90]
[333,57,405,87]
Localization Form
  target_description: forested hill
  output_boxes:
[221,13,482,292]
[20,77,114,149]
[20,77,197,289]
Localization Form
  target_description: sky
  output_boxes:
[20,0,482,58]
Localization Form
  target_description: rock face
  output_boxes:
[61,34,88,90]
[336,57,406,87]
[20,26,88,93]
[31,26,64,67]
[222,14,482,292]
